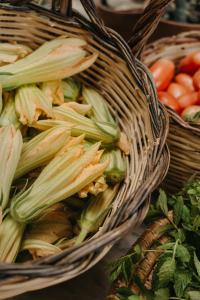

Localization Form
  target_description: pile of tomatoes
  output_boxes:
[150,52,200,123]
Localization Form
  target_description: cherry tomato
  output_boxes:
[181,105,200,123]
[167,82,188,99]
[177,92,199,110]
[175,73,195,92]
[158,92,181,113]
[150,59,175,91]
[193,69,200,90]
[179,51,200,75]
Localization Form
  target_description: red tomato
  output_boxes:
[167,82,188,99]
[177,92,199,110]
[179,51,200,75]
[158,92,181,113]
[181,105,200,123]
[150,59,175,91]
[175,73,195,92]
[193,69,200,90]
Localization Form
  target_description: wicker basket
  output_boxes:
[0,0,169,298]
[143,32,200,193]
[128,0,200,193]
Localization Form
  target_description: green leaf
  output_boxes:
[152,254,168,290]
[122,256,133,284]
[187,291,200,300]
[168,195,176,207]
[182,205,191,224]
[193,215,200,231]
[154,288,169,300]
[184,111,200,122]
[145,204,163,224]
[116,288,142,300]
[110,256,133,283]
[155,257,176,288]
[156,190,168,216]
[170,229,186,243]
[176,245,191,263]
[110,261,124,283]
[131,244,142,263]
[117,288,133,297]
[158,224,174,235]
[110,244,142,283]
[134,244,141,255]
[128,296,141,300]
[174,269,192,297]
[116,288,133,300]
[194,252,200,277]
[182,224,194,232]
[173,196,184,225]
[133,276,154,300]
[158,257,176,287]
[133,244,142,258]
[158,242,174,250]
[190,279,200,288]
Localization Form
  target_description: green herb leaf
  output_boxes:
[182,205,191,224]
[131,244,142,263]
[145,204,163,224]
[110,244,142,284]
[116,288,142,300]
[122,256,133,284]
[117,288,133,297]
[173,196,184,225]
[154,255,176,288]
[110,252,136,284]
[158,224,174,235]
[156,190,168,216]
[154,288,169,300]
[176,245,191,263]
[184,111,200,122]
[152,254,168,290]
[110,261,124,283]
[194,252,200,277]
[189,280,200,289]
[158,242,174,250]
[193,215,200,231]
[187,291,200,300]
[174,269,192,297]
[182,224,193,232]
[170,229,186,243]
[133,276,154,300]
[168,195,176,207]
[158,257,176,288]
[128,296,142,300]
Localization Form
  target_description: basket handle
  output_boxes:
[4,0,72,15]
[129,0,173,57]
[79,0,106,29]
[54,0,72,16]
[52,0,103,23]
[6,0,105,29]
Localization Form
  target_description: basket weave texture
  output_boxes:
[0,0,169,298]
[143,31,200,193]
